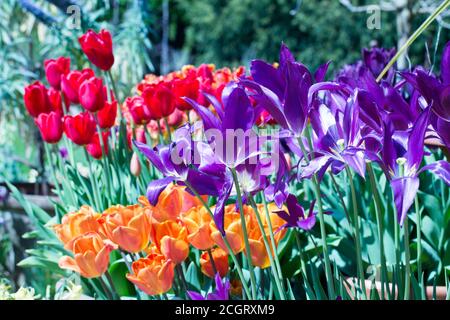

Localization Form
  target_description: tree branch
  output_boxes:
[17,0,57,26]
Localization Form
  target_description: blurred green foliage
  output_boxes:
[170,0,448,74]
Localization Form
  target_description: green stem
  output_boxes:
[156,120,165,145]
[376,0,450,82]
[295,231,307,277]
[164,117,172,142]
[230,168,258,299]
[183,180,252,298]
[107,70,122,122]
[415,196,424,299]
[345,166,366,299]
[84,149,102,211]
[404,216,411,300]
[207,249,218,276]
[260,193,284,284]
[297,136,335,299]
[367,162,387,300]
[248,196,286,300]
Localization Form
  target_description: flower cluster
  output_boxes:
[122,64,245,145]
[53,184,286,296]
[23,29,117,159]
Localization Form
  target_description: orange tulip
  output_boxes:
[181,206,215,250]
[58,232,117,278]
[210,204,247,254]
[245,203,287,269]
[200,248,229,278]
[126,254,175,296]
[139,184,205,222]
[53,205,101,250]
[98,205,151,253]
[150,219,189,264]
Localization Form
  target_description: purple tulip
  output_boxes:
[380,107,450,224]
[188,274,230,300]
[274,194,318,231]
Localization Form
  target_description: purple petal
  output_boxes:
[296,215,317,231]
[187,291,206,300]
[241,80,289,129]
[212,178,233,235]
[222,87,254,132]
[250,59,284,98]
[279,43,295,66]
[133,141,167,174]
[183,97,221,131]
[146,177,175,206]
[406,107,430,172]
[283,61,310,134]
[201,91,224,120]
[419,160,450,185]
[391,177,419,225]
[441,41,450,84]
[314,61,331,82]
[300,155,333,179]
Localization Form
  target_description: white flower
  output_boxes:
[12,287,40,300]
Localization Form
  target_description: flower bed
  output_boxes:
[7,27,450,301]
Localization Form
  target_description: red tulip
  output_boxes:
[34,112,63,144]
[64,112,96,145]
[44,57,70,90]
[47,88,65,115]
[126,96,152,125]
[79,77,105,112]
[172,77,199,111]
[86,131,109,159]
[142,82,175,119]
[97,100,117,129]
[78,29,114,71]
[127,126,146,150]
[23,81,51,117]
[61,69,94,104]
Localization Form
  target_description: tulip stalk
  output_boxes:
[261,193,284,281]
[297,136,335,299]
[367,162,388,299]
[84,149,103,211]
[345,166,366,299]
[415,196,423,297]
[248,196,286,300]
[206,249,218,276]
[183,179,252,299]
[231,168,258,299]
[404,216,411,300]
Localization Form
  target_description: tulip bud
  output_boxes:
[200,248,229,278]
[78,29,114,71]
[44,57,70,90]
[130,152,142,177]
[34,112,64,144]
[23,81,51,117]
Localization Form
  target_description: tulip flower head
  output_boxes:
[200,247,229,278]
[34,112,64,144]
[59,232,117,278]
[44,57,71,90]
[53,205,102,250]
[126,254,175,296]
[24,81,51,117]
[98,205,151,253]
[78,29,115,71]
[64,112,96,145]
